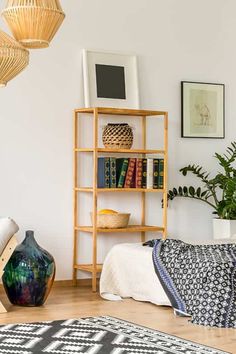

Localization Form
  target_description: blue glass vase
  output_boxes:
[2,230,56,306]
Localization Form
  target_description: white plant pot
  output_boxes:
[213,218,236,240]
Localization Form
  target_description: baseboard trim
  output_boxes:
[53,279,99,288]
[0,279,98,291]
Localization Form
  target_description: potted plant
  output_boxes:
[167,142,236,239]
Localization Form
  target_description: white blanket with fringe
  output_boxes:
[100,242,170,306]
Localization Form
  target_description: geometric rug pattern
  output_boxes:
[0,316,230,353]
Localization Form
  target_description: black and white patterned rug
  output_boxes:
[0,316,229,353]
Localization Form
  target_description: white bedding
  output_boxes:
[100,243,170,306]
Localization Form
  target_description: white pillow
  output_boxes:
[0,217,19,255]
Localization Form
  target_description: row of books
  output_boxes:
[98,158,164,189]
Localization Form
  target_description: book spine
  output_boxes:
[135,158,143,188]
[116,158,123,187]
[130,170,136,188]
[153,159,159,189]
[142,158,147,189]
[130,158,136,188]
[124,158,136,188]
[158,159,164,189]
[97,158,105,188]
[117,158,129,188]
[109,157,116,188]
[104,157,110,188]
[146,158,154,189]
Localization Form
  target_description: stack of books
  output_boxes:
[97,157,164,189]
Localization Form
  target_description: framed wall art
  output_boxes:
[181,81,225,138]
[82,50,140,108]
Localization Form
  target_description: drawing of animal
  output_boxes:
[194,104,211,126]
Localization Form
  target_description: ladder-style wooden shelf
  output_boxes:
[73,107,168,292]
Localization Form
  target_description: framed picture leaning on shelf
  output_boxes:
[181,81,225,138]
[82,50,140,108]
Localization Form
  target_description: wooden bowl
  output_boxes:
[90,213,130,229]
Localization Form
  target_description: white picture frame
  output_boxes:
[82,49,140,108]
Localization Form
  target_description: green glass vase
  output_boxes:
[2,230,55,306]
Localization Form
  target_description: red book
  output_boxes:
[135,158,143,188]
[130,159,136,188]
[124,158,136,188]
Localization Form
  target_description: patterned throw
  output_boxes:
[0,316,229,353]
[150,239,236,328]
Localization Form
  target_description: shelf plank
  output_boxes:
[98,148,165,154]
[75,148,94,152]
[99,188,165,193]
[75,187,164,193]
[75,107,167,116]
[76,187,94,192]
[75,148,165,155]
[75,225,164,233]
[74,264,103,273]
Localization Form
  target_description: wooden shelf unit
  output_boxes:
[73,107,168,292]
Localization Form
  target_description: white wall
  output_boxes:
[0,0,235,279]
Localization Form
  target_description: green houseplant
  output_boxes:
[168,142,236,239]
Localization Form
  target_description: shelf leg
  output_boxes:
[162,112,168,240]
[73,110,78,286]
[73,221,77,283]
[141,192,146,243]
[92,271,97,292]
[141,116,146,243]
[92,108,98,292]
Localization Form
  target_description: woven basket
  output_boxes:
[102,123,133,149]
[0,29,29,87]
[2,0,65,49]
[90,213,130,229]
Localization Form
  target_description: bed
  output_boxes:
[100,239,236,328]
[100,242,170,306]
[100,239,236,306]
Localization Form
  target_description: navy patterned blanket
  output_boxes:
[146,239,236,328]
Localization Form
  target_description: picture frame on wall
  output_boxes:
[181,81,225,138]
[82,49,140,108]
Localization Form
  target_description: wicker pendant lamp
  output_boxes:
[0,29,29,87]
[1,0,65,49]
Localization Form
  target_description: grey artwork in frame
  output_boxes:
[181,81,225,138]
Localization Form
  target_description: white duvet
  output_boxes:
[100,243,171,306]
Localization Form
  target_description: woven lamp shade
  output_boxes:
[0,29,29,87]
[2,0,65,49]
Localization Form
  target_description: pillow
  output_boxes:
[0,217,19,255]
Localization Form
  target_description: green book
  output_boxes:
[153,159,159,189]
[117,158,129,188]
[104,157,110,188]
[116,158,124,187]
[158,159,164,189]
[109,157,116,188]
[142,158,147,188]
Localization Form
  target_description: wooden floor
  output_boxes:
[0,285,235,353]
